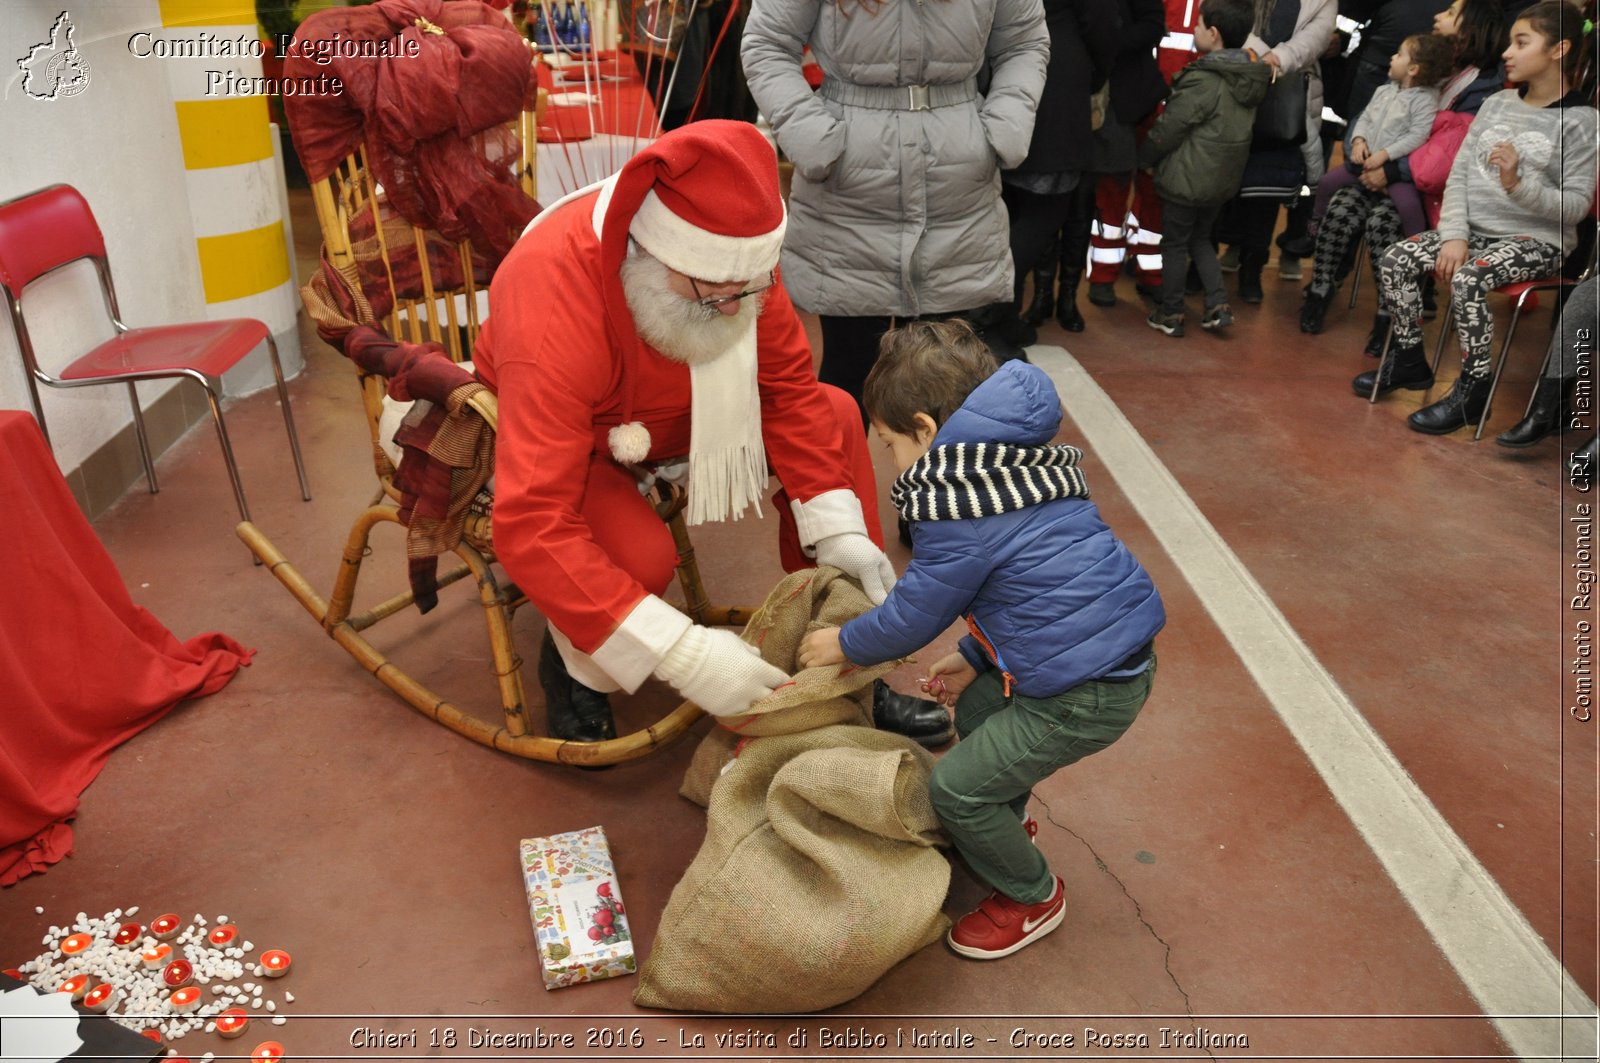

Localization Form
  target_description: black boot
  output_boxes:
[1087,281,1117,307]
[872,679,953,749]
[1020,236,1058,327]
[1408,374,1490,435]
[1363,312,1392,357]
[1352,342,1433,397]
[1055,270,1085,332]
[1299,286,1333,333]
[539,632,618,743]
[966,303,1031,363]
[1496,376,1568,448]
[1235,264,1260,305]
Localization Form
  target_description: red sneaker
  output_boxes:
[947,876,1065,960]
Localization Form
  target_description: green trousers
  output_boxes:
[928,655,1156,904]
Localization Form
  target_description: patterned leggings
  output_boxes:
[1378,230,1565,377]
[1308,184,1406,300]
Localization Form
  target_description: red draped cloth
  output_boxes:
[0,413,253,886]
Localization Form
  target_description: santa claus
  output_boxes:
[472,120,951,748]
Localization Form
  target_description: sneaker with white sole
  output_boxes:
[1200,303,1234,331]
[1278,256,1303,281]
[1219,246,1241,273]
[1146,310,1184,337]
[947,876,1066,960]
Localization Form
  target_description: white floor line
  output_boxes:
[1031,346,1598,1062]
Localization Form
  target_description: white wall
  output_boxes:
[0,1,294,474]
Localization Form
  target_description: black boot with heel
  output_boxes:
[1497,376,1570,448]
[1020,234,1058,328]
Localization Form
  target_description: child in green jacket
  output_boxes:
[1137,0,1271,337]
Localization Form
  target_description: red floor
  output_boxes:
[3,196,1594,1062]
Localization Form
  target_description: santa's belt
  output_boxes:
[820,77,978,112]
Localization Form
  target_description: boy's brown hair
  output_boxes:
[862,319,996,436]
[1403,33,1455,87]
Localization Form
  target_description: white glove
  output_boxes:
[654,625,790,717]
[814,532,896,605]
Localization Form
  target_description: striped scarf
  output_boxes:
[890,442,1090,523]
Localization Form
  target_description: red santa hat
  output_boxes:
[598,121,786,462]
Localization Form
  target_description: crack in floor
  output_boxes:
[1036,795,1218,1062]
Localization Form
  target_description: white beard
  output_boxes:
[620,251,763,366]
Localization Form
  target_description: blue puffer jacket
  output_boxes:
[838,362,1165,697]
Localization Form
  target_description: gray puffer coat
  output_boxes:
[742,0,1049,318]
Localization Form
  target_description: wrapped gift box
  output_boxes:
[519,826,634,990]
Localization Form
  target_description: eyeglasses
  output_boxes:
[688,270,776,308]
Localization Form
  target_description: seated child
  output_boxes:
[798,320,1166,961]
[1135,0,1271,338]
[1307,32,1454,240]
[1354,0,1599,436]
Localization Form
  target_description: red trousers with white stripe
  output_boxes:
[1087,168,1164,287]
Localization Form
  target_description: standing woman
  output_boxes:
[742,0,1050,412]
[1223,0,1336,304]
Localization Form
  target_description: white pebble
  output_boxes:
[266,1001,276,1013]
[168,1051,178,1058]
[252,965,264,977]
[126,906,139,915]
[252,985,262,997]
[241,941,254,953]
[204,1023,216,1034]
[283,992,294,1003]
[250,999,262,1010]
[271,1016,286,1026]
[34,906,43,914]
[203,1055,215,1062]
[216,916,228,925]
[212,986,227,995]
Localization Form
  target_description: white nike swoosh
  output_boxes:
[1022,905,1057,933]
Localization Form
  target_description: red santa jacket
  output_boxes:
[472,186,853,657]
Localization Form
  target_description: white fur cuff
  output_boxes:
[789,489,869,556]
[588,594,694,693]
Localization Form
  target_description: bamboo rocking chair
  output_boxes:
[236,111,752,768]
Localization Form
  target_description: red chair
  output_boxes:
[0,184,310,522]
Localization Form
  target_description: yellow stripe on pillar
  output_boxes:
[175,98,274,169]
[158,0,256,28]
[196,222,291,304]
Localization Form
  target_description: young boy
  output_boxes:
[798,321,1165,960]
[1136,0,1271,337]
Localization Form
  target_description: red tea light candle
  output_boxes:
[215,1008,250,1039]
[57,974,90,999]
[141,1028,163,1044]
[251,1041,285,1062]
[141,944,173,970]
[207,925,239,948]
[259,949,291,978]
[2,968,22,979]
[149,913,182,940]
[162,959,193,989]
[112,922,142,946]
[83,983,118,1012]
[170,986,202,1012]
[60,933,94,958]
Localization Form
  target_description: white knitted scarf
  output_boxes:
[682,315,767,527]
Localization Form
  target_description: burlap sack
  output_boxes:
[634,567,951,1014]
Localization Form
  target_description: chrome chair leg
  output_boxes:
[1369,318,1395,404]
[126,381,158,494]
[1426,299,1456,403]
[197,376,252,525]
[265,334,312,502]
[1347,238,1365,310]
